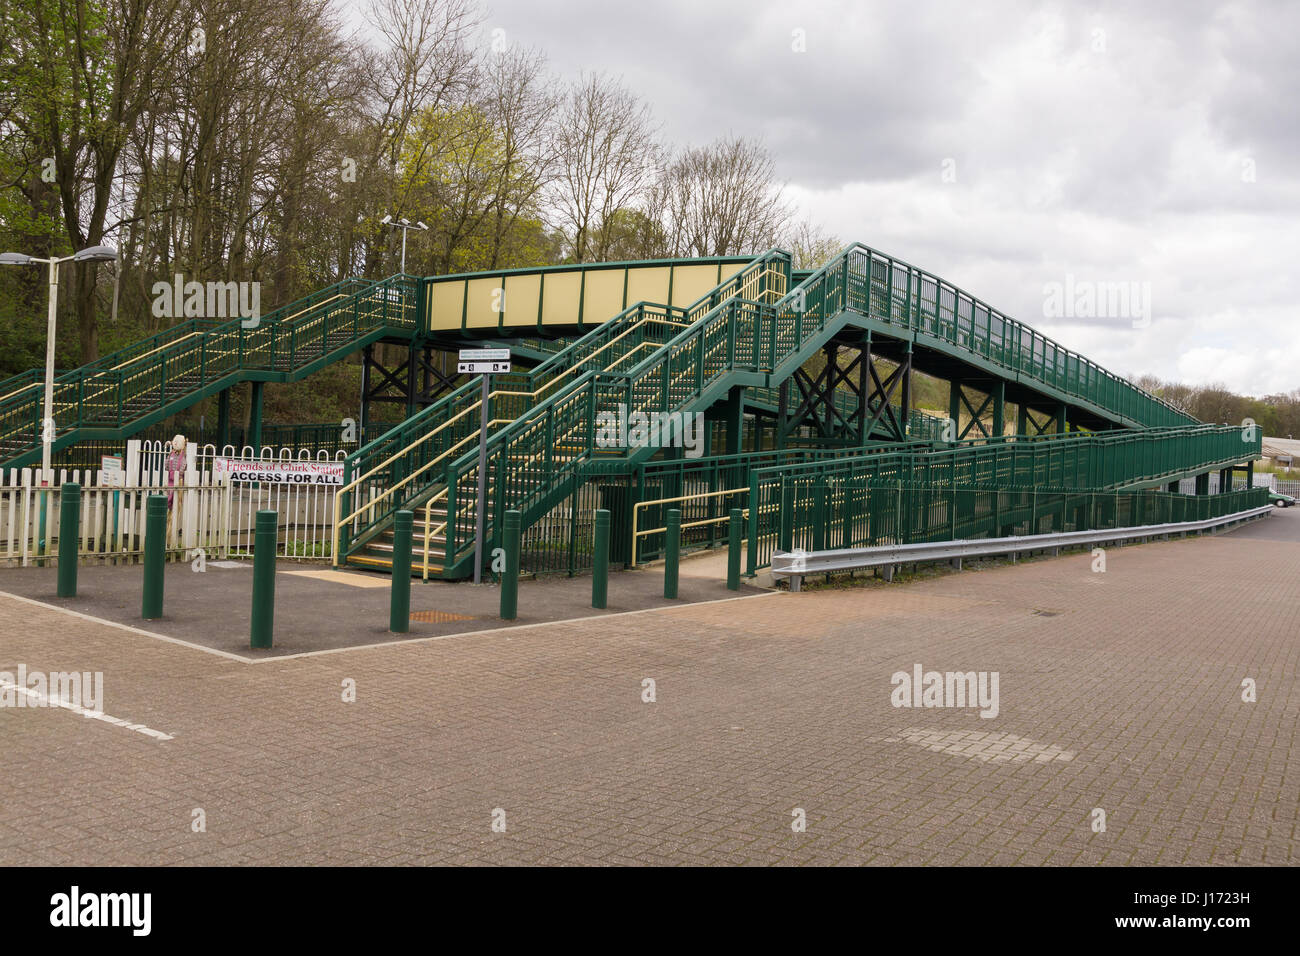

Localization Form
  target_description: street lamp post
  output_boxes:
[379,215,428,274]
[0,245,118,480]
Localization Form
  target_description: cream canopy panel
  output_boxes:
[428,281,466,331]
[502,272,542,327]
[623,265,671,310]
[422,257,756,333]
[465,276,506,328]
[539,270,582,327]
[580,269,624,326]
[670,264,725,308]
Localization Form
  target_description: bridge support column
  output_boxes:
[359,344,373,435]
[1017,405,1055,437]
[859,344,911,443]
[1219,467,1233,493]
[248,381,264,451]
[991,381,1005,438]
[722,385,745,456]
[901,345,912,437]
[216,388,231,449]
[1195,472,1210,496]
[1247,461,1254,488]
[361,342,424,431]
[1055,403,1068,434]
[948,379,962,445]
[1167,480,1180,493]
[777,379,789,450]
[411,344,460,415]
[948,379,997,442]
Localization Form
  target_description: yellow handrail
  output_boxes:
[629,485,751,568]
[420,489,449,581]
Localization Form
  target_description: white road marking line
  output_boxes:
[247,590,785,662]
[0,677,173,741]
[0,587,782,664]
[0,590,250,663]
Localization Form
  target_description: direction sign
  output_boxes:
[458,360,511,374]
[458,347,511,375]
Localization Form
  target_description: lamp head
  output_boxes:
[73,244,117,263]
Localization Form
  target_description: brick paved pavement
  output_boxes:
[1,513,1296,865]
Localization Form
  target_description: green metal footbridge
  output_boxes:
[0,243,1264,579]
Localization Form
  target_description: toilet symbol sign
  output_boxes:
[458,348,511,375]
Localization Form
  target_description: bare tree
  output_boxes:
[660,135,792,258]
[783,219,842,270]
[361,0,481,272]
[550,72,659,262]
[479,45,558,268]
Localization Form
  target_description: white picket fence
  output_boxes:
[1,440,378,567]
[0,467,229,567]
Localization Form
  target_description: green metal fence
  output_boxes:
[745,426,1261,572]
[750,482,1267,573]
[338,251,791,565]
[790,243,1196,427]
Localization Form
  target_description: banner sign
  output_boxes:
[212,458,344,486]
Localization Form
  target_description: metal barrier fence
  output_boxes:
[771,498,1273,589]
[748,482,1268,573]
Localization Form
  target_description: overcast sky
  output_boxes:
[351,0,1298,396]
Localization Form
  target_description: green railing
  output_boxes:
[754,482,1267,572]
[744,424,1261,570]
[791,243,1196,427]
[628,442,931,566]
[336,251,791,562]
[332,240,1221,576]
[435,280,858,572]
[0,275,418,467]
[436,243,1210,575]
[0,368,61,404]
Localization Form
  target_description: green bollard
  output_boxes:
[727,507,742,591]
[250,510,277,649]
[57,483,80,598]
[500,509,520,620]
[142,494,167,619]
[592,509,610,609]
[664,508,681,599]
[390,510,413,633]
